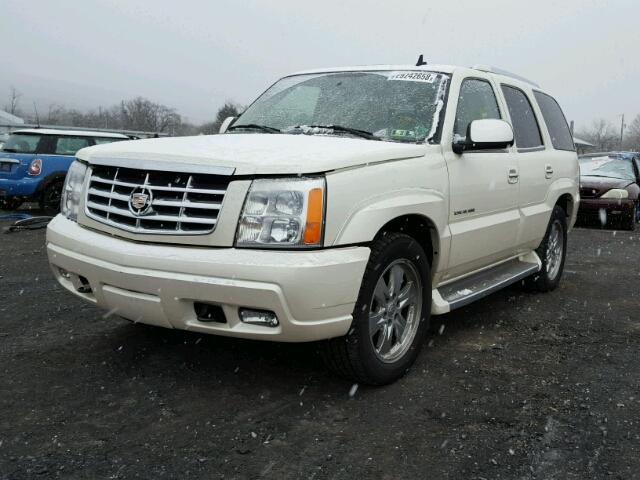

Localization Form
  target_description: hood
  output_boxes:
[76,133,427,175]
[580,175,634,198]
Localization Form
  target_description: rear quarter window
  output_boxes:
[2,134,42,153]
[533,91,575,151]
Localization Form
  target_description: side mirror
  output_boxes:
[452,119,514,154]
[219,116,236,134]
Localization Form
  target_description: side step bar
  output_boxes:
[431,252,541,314]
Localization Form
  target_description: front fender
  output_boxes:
[333,188,447,245]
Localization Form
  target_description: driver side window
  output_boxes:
[454,78,501,138]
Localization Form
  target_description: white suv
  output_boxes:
[47,63,579,384]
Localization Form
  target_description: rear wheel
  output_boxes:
[0,198,23,211]
[320,232,431,385]
[40,180,64,216]
[524,205,567,292]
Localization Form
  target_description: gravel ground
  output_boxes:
[0,221,639,479]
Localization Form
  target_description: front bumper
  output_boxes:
[46,215,370,342]
[577,198,635,220]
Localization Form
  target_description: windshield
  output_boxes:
[234,70,450,143]
[2,133,41,153]
[579,156,636,180]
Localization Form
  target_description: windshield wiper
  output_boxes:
[1,148,18,153]
[292,124,380,141]
[227,124,281,134]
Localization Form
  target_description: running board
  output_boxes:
[431,252,541,314]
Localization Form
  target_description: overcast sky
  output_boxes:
[1,0,638,130]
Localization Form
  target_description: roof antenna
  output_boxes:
[416,54,427,66]
[33,101,41,128]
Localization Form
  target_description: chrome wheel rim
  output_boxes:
[546,220,563,280]
[369,259,422,363]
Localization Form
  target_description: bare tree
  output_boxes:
[5,86,22,116]
[623,114,640,151]
[576,119,619,151]
[199,101,241,134]
[120,97,181,133]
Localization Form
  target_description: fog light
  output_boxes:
[76,275,92,294]
[194,303,227,323]
[239,308,279,327]
[59,268,71,279]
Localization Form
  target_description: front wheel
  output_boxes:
[40,180,64,216]
[320,232,432,385]
[524,205,567,292]
[623,202,638,231]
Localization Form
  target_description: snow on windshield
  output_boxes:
[235,71,450,143]
[579,156,636,180]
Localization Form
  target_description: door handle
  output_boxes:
[508,168,519,184]
[545,164,554,179]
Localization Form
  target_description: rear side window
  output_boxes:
[533,91,575,151]
[501,85,543,149]
[54,136,91,155]
[454,78,501,137]
[93,137,126,145]
[2,134,42,153]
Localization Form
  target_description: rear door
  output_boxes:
[499,84,549,250]
[443,74,520,280]
[531,92,576,237]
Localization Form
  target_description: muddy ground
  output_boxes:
[0,220,639,479]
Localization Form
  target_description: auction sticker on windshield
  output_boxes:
[387,71,437,83]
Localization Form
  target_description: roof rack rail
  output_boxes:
[471,64,540,88]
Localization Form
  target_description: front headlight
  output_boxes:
[236,177,325,248]
[60,160,87,221]
[600,188,629,199]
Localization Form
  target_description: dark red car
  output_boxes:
[578,152,640,230]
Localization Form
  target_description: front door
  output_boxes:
[443,76,520,281]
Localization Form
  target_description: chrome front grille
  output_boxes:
[85,165,231,234]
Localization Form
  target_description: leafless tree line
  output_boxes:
[575,116,640,151]
[3,86,241,136]
[7,85,638,148]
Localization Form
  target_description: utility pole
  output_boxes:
[619,113,625,149]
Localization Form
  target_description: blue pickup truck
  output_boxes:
[0,129,129,213]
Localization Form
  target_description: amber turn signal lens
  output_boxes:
[303,187,323,245]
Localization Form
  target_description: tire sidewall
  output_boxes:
[348,234,432,384]
[628,202,638,231]
[41,181,63,215]
[537,206,568,290]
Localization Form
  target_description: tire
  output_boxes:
[40,180,64,216]
[623,202,637,231]
[320,232,432,385]
[524,205,568,292]
[0,198,23,211]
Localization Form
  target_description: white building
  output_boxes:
[0,109,25,143]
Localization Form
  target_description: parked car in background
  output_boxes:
[0,129,129,212]
[578,152,640,230]
[47,63,579,384]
